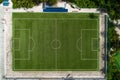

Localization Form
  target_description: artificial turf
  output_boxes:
[12,13,99,71]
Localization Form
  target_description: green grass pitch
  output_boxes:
[12,13,100,71]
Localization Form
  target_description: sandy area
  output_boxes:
[0,7,4,80]
[2,1,105,79]
[99,13,107,76]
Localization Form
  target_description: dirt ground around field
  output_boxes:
[3,7,105,79]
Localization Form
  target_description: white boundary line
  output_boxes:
[96,18,99,70]
[13,18,99,70]
[13,18,98,20]
[13,68,98,71]
[55,19,57,70]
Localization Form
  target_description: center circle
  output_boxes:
[51,39,61,49]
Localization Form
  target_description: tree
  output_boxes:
[0,0,3,3]
[110,56,120,80]
[12,0,58,8]
[12,0,35,8]
[89,13,97,19]
[108,19,120,79]
[108,20,120,52]
[67,0,120,19]
[47,0,57,5]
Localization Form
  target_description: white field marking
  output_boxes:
[13,68,98,71]
[14,29,31,60]
[29,37,35,51]
[55,19,58,70]
[80,29,99,69]
[13,18,98,20]
[13,18,99,70]
[93,19,99,70]
[15,57,30,60]
[95,19,99,70]
[76,38,82,52]
[14,29,30,30]
[91,38,99,51]
[51,39,62,49]
[14,29,31,69]
[13,29,30,51]
[12,38,20,50]
[81,29,97,30]
[50,19,62,49]
[82,59,98,60]
[81,29,98,60]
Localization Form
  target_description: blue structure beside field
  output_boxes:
[43,7,68,12]
[3,0,9,6]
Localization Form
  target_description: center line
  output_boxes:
[55,19,57,70]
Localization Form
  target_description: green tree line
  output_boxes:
[12,0,57,8]
[0,0,3,3]
[107,17,120,80]
[67,0,120,19]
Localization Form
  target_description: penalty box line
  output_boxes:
[13,29,33,70]
[81,29,98,60]
[13,29,31,61]
[80,29,99,70]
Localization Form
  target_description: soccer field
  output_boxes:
[12,13,99,71]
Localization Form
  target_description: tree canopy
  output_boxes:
[12,0,57,8]
[67,0,120,19]
[47,0,57,5]
[0,0,3,3]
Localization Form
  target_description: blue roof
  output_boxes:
[4,0,8,1]
[3,1,9,6]
[43,7,68,12]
